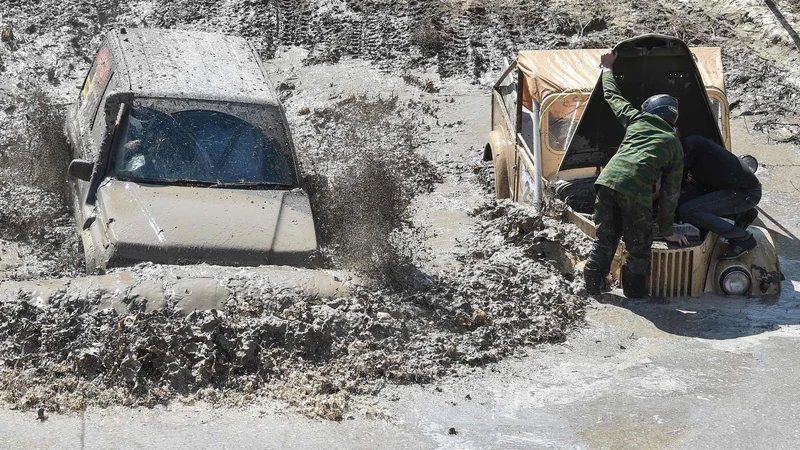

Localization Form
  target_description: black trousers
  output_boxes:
[678,186,761,240]
[585,186,653,277]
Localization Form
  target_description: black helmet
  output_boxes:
[641,94,679,126]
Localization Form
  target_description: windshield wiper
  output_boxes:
[115,176,216,186]
[210,181,296,189]
[114,176,294,189]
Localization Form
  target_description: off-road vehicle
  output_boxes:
[485,34,781,297]
[66,28,317,272]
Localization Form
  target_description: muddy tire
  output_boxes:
[479,159,496,194]
[490,158,510,199]
[553,178,595,213]
[81,232,99,275]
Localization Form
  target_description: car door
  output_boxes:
[490,61,519,199]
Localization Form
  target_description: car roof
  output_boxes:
[108,28,279,106]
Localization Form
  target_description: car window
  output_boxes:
[112,106,215,181]
[708,97,723,135]
[111,103,294,186]
[545,95,587,152]
[90,73,116,151]
[173,110,292,184]
[496,67,518,135]
[79,46,114,135]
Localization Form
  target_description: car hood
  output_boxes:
[96,180,318,267]
[558,34,725,172]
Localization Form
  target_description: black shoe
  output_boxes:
[734,209,758,230]
[583,269,604,295]
[721,234,757,259]
[621,266,648,298]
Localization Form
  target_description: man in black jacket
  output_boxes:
[678,135,761,258]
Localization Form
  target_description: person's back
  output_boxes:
[583,51,686,298]
[678,135,761,258]
[681,135,759,192]
[596,108,683,222]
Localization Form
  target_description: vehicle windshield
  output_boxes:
[111,98,296,186]
[546,95,587,152]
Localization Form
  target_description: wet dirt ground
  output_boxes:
[0,3,592,419]
[0,0,799,447]
[5,116,800,449]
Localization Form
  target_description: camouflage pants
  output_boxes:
[585,186,653,277]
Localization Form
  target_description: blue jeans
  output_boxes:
[678,187,761,240]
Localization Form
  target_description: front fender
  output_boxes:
[487,129,513,199]
[705,226,782,297]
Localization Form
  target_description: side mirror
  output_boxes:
[68,159,94,181]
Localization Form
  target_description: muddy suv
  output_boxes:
[485,34,781,297]
[65,28,317,272]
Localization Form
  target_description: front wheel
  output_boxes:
[80,230,100,274]
[487,157,510,199]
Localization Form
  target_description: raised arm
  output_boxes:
[602,71,642,128]
[599,52,641,128]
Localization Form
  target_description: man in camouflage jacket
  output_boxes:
[583,51,688,298]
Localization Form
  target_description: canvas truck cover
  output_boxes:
[517,47,724,107]
[517,35,725,171]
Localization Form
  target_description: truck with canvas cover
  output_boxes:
[484,34,781,298]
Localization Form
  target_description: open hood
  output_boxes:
[558,34,725,172]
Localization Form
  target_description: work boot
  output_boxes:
[734,208,758,230]
[621,266,648,298]
[721,234,757,259]
[583,268,604,295]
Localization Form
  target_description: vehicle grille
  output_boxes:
[649,248,695,297]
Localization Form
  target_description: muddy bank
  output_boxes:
[0,201,588,419]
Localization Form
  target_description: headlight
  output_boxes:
[720,268,751,295]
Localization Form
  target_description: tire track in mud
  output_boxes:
[211,0,568,76]
[51,0,795,117]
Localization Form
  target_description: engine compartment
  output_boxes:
[552,176,704,247]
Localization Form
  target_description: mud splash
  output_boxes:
[297,94,440,289]
[0,201,588,419]
[0,183,81,281]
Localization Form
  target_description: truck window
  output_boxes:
[78,46,114,136]
[709,97,723,138]
[110,99,295,186]
[545,95,587,152]
[90,73,116,152]
[705,89,730,149]
[496,67,518,136]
